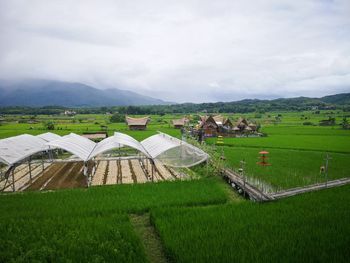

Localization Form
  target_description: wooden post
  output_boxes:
[41,152,45,172]
[12,167,15,192]
[151,160,154,182]
[324,153,331,188]
[83,162,89,187]
[28,157,32,181]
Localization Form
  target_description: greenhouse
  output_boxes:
[0,132,209,192]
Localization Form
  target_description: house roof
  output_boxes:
[213,115,225,124]
[126,116,150,126]
[172,118,188,126]
[237,117,249,127]
[199,115,218,128]
[82,133,107,140]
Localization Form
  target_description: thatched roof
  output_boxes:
[172,118,188,126]
[126,116,150,126]
[82,133,107,140]
[236,117,249,127]
[213,115,225,125]
[199,115,218,128]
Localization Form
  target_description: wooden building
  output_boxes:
[82,132,108,142]
[199,115,218,137]
[125,116,150,130]
[198,115,258,137]
[233,117,257,133]
[172,118,189,129]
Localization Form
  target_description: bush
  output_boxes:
[303,121,313,126]
[44,121,55,130]
[110,113,125,123]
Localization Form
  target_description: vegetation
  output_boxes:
[151,185,350,263]
[0,178,228,262]
[0,109,350,262]
[0,92,349,115]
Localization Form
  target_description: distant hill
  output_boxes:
[0,79,170,107]
[319,93,350,105]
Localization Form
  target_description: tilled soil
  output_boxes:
[45,162,85,190]
[26,162,86,191]
[26,162,66,191]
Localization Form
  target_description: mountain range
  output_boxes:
[0,79,169,107]
[0,79,349,109]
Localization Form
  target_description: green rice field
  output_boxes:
[151,184,350,263]
[1,110,350,262]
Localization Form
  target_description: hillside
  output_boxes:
[0,79,169,107]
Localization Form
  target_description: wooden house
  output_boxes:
[126,116,150,130]
[82,132,108,142]
[233,118,257,133]
[199,115,219,137]
[172,118,188,129]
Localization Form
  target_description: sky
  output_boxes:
[0,0,349,103]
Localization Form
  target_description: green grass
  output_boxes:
[222,146,350,190]
[0,214,147,262]
[151,184,350,263]
[207,134,350,153]
[0,178,229,262]
[1,178,227,218]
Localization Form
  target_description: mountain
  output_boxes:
[319,93,350,105]
[0,79,170,107]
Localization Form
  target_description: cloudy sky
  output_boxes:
[0,0,349,103]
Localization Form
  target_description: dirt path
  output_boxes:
[130,214,168,263]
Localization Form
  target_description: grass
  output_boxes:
[207,134,350,153]
[222,146,350,190]
[0,178,229,262]
[1,110,349,262]
[0,214,147,262]
[0,178,228,219]
[151,184,350,263]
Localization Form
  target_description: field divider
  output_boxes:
[129,213,169,263]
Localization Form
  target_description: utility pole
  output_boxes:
[324,153,332,187]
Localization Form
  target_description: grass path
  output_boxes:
[130,213,168,263]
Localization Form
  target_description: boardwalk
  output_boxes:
[223,168,350,201]
[271,177,350,199]
[222,169,273,202]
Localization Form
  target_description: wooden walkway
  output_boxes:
[271,177,350,199]
[222,169,274,202]
[222,168,350,202]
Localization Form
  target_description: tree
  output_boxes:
[110,113,125,123]
[44,121,55,130]
[341,117,349,129]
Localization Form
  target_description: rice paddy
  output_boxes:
[1,110,349,262]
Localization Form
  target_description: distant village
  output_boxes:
[124,114,261,138]
[60,111,262,139]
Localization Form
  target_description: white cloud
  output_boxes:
[0,0,349,102]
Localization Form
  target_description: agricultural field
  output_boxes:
[0,110,349,262]
[205,111,350,190]
[1,110,349,191]
[0,177,228,262]
[151,184,350,263]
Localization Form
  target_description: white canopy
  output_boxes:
[0,131,208,168]
[0,134,49,165]
[48,133,96,161]
[37,132,62,142]
[142,133,209,167]
[88,136,123,159]
[113,132,150,157]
